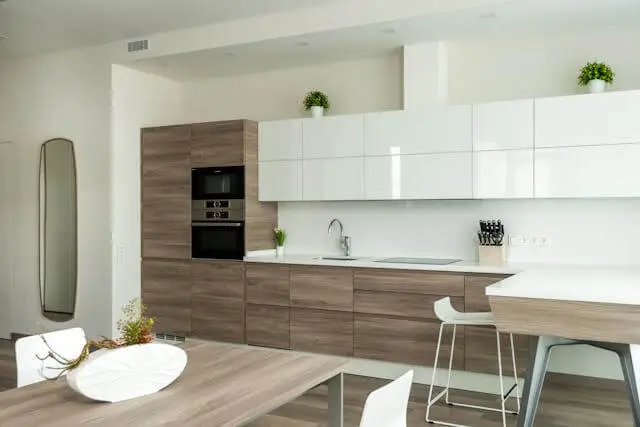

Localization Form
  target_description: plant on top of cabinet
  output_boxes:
[578,61,615,94]
[303,90,330,118]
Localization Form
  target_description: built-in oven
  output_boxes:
[191,200,245,260]
[192,166,245,201]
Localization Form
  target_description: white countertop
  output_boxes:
[486,266,640,305]
[244,252,527,275]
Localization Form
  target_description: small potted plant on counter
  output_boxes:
[578,61,615,93]
[303,90,330,118]
[274,227,286,259]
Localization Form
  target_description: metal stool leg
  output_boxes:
[496,330,507,427]
[509,333,521,413]
[426,322,446,423]
[444,325,457,404]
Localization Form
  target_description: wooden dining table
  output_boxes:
[0,339,349,427]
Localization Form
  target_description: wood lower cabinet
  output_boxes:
[354,314,464,368]
[354,268,465,296]
[246,263,290,306]
[354,291,464,320]
[246,304,290,349]
[290,308,354,357]
[290,266,353,312]
[191,260,245,343]
[141,259,191,336]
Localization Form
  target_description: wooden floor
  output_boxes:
[0,339,631,426]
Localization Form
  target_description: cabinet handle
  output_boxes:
[191,222,243,228]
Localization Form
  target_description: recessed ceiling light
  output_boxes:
[479,12,497,19]
[381,28,397,35]
[296,41,311,47]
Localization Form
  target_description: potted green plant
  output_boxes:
[274,227,286,258]
[578,61,615,94]
[303,90,330,118]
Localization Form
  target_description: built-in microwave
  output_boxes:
[192,166,245,200]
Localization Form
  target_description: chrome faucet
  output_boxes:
[327,218,351,257]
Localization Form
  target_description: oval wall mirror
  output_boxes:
[39,138,78,322]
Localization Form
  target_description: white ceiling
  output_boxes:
[0,0,339,58]
[128,0,640,81]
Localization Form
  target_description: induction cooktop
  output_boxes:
[375,257,461,265]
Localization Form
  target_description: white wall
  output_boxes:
[111,65,184,336]
[448,26,640,103]
[0,142,15,339]
[0,46,113,339]
[182,54,402,122]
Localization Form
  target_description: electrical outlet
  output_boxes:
[509,235,529,246]
[533,236,549,247]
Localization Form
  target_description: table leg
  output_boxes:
[517,336,553,427]
[328,372,344,427]
[619,345,640,426]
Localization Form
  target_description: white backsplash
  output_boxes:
[278,199,640,266]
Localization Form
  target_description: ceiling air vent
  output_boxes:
[127,39,149,53]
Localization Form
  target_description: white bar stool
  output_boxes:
[426,297,520,427]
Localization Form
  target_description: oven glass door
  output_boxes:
[191,222,245,260]
[192,166,245,200]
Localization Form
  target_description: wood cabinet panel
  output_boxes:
[141,126,190,260]
[191,296,245,344]
[354,291,464,320]
[190,120,245,167]
[465,326,530,376]
[291,309,353,357]
[141,259,190,336]
[246,263,290,306]
[191,260,245,300]
[464,274,511,312]
[290,266,353,312]
[354,314,464,368]
[246,304,290,349]
[354,269,464,296]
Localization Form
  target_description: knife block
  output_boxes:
[478,245,508,265]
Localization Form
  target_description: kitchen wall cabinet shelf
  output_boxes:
[259,90,640,201]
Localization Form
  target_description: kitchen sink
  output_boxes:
[315,256,359,261]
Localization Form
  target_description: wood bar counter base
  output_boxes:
[0,340,348,427]
[487,268,640,427]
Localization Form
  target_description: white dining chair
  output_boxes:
[426,297,520,427]
[15,327,87,387]
[359,370,414,427]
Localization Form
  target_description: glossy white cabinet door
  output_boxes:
[535,144,640,198]
[473,150,534,199]
[365,153,472,200]
[535,90,640,148]
[302,115,365,159]
[364,106,472,156]
[303,158,364,200]
[258,161,302,201]
[258,119,303,161]
[473,99,534,151]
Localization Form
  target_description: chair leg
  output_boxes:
[495,330,507,427]
[426,322,446,422]
[509,333,521,413]
[444,324,457,404]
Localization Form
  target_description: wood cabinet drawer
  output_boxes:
[191,260,245,300]
[354,268,464,296]
[290,266,353,312]
[290,309,353,357]
[465,326,530,376]
[246,263,290,306]
[141,259,191,336]
[354,314,464,368]
[246,304,290,350]
[191,296,245,344]
[464,274,511,312]
[354,291,464,320]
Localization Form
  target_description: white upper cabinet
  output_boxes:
[535,144,640,198]
[473,99,534,151]
[303,157,364,201]
[259,161,302,201]
[535,91,640,148]
[302,115,365,159]
[364,106,472,156]
[474,150,534,199]
[365,153,472,200]
[258,119,303,161]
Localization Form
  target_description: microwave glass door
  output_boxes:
[192,166,244,200]
[191,222,245,260]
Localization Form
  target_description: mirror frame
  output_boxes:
[39,137,78,322]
